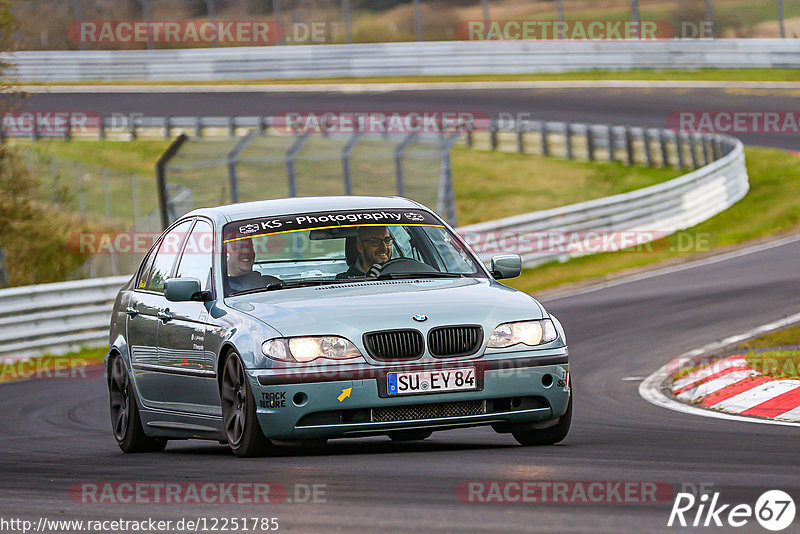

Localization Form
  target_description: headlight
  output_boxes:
[487,319,558,348]
[262,336,362,364]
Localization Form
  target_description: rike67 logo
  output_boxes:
[668,490,795,531]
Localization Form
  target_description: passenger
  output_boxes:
[337,226,393,279]
[225,239,279,293]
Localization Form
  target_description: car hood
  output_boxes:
[225,278,545,338]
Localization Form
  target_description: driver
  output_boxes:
[337,226,393,279]
[225,238,280,293]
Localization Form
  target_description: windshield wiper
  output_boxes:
[375,272,467,280]
[230,279,348,296]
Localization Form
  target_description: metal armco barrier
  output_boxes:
[459,133,747,267]
[4,39,800,81]
[0,276,129,361]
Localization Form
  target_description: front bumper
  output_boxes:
[247,349,570,440]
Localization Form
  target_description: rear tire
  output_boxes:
[108,354,167,453]
[512,386,572,446]
[221,351,274,458]
[388,429,433,441]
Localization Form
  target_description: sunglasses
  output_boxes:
[361,237,392,247]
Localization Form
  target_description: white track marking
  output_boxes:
[676,370,758,403]
[776,405,800,422]
[671,357,748,391]
[711,380,800,412]
[639,312,800,428]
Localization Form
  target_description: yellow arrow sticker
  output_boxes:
[337,387,352,402]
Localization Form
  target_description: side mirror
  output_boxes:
[490,254,522,279]
[164,278,209,302]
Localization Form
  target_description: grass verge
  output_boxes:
[0,346,107,384]
[738,324,800,350]
[506,146,800,294]
[745,350,800,379]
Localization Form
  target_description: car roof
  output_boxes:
[183,196,430,224]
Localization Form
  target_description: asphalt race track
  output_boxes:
[1,86,800,533]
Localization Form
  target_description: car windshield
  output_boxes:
[222,208,486,296]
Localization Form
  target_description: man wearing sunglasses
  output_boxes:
[337,226,393,279]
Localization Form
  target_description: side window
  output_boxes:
[145,220,193,293]
[176,220,214,292]
[136,247,158,290]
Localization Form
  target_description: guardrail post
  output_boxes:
[624,127,634,166]
[490,123,498,150]
[259,116,269,136]
[689,133,700,168]
[32,114,40,141]
[516,124,524,154]
[99,117,106,140]
[465,129,473,148]
[227,130,256,204]
[712,137,722,160]
[565,123,573,160]
[228,117,237,137]
[130,116,138,140]
[702,135,712,165]
[195,117,203,138]
[164,117,172,139]
[341,132,363,195]
[676,132,686,169]
[642,129,653,167]
[607,125,615,162]
[659,129,670,168]
[586,125,595,161]
[156,133,190,229]
[286,132,312,198]
[540,122,549,156]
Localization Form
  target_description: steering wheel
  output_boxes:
[367,258,437,277]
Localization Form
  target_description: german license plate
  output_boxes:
[387,367,476,396]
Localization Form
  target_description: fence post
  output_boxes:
[99,116,106,140]
[164,117,172,139]
[286,132,312,198]
[624,126,634,166]
[130,115,138,140]
[394,132,417,198]
[131,173,140,231]
[607,125,615,162]
[227,130,256,204]
[586,125,595,161]
[438,133,460,226]
[659,129,670,168]
[516,123,524,154]
[259,116,269,136]
[465,129,473,148]
[341,132,363,195]
[156,133,190,229]
[565,122,573,160]
[32,113,40,141]
[102,168,119,275]
[676,132,686,169]
[0,249,6,288]
[540,122,549,156]
[490,122,498,150]
[643,129,654,167]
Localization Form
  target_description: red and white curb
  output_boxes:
[671,355,800,422]
[639,312,800,428]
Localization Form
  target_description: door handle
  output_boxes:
[125,306,139,318]
[157,308,172,322]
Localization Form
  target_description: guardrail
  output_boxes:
[0,121,748,361]
[5,39,800,81]
[0,276,129,361]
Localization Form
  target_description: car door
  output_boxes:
[127,220,192,406]
[157,218,221,415]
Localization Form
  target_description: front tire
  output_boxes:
[108,354,167,453]
[512,386,572,446]
[221,351,273,457]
